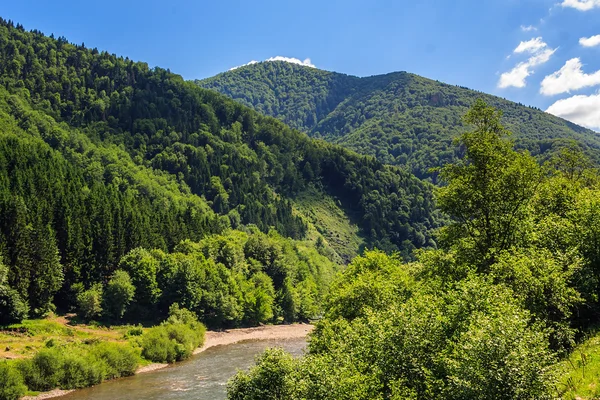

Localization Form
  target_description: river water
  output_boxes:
[60,338,307,400]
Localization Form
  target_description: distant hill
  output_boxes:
[198,62,600,180]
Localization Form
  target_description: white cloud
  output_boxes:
[264,56,316,68]
[498,38,557,89]
[561,0,600,11]
[547,92,600,130]
[521,25,537,32]
[229,60,259,70]
[514,37,548,53]
[580,34,600,47]
[541,58,600,95]
[230,56,316,71]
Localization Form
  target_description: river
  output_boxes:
[60,338,307,400]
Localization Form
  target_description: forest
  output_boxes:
[0,18,441,327]
[199,61,600,181]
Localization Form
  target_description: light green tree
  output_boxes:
[102,270,135,320]
[437,99,542,269]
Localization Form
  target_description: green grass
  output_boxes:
[1,315,136,359]
[294,184,365,264]
[555,330,600,399]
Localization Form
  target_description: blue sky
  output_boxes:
[3,0,600,130]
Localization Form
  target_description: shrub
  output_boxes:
[60,350,104,389]
[141,305,205,363]
[17,349,63,391]
[228,348,295,400]
[125,325,144,337]
[91,342,138,379]
[141,326,177,363]
[16,341,140,392]
[0,361,27,400]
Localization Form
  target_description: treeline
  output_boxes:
[199,61,600,181]
[73,228,337,327]
[227,101,600,399]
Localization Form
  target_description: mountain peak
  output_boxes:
[229,56,316,71]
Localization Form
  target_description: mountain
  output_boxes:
[0,20,440,322]
[198,61,600,180]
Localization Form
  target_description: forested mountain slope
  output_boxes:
[199,61,600,179]
[0,19,440,321]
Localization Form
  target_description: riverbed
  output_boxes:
[59,337,307,400]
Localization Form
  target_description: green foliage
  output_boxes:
[0,361,26,400]
[102,270,135,320]
[76,283,103,321]
[229,262,556,400]
[16,341,138,392]
[324,250,414,321]
[0,260,28,325]
[17,348,62,391]
[119,248,161,317]
[227,348,296,400]
[199,61,600,180]
[228,101,600,400]
[140,305,205,363]
[118,228,338,327]
[437,99,543,268]
[554,330,600,399]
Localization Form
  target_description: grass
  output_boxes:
[554,330,600,399]
[294,184,365,264]
[1,315,136,360]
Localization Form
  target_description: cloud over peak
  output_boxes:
[230,56,316,71]
[541,58,600,95]
[498,38,556,89]
[561,0,600,11]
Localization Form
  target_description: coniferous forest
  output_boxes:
[0,15,600,400]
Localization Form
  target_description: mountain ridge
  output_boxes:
[198,61,600,179]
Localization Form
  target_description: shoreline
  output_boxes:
[22,323,313,399]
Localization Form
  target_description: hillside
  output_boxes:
[198,61,600,179]
[0,20,441,324]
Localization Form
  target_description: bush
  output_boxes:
[90,342,138,379]
[60,350,104,389]
[141,305,205,363]
[17,341,139,392]
[17,349,63,391]
[228,348,295,400]
[141,326,177,363]
[0,361,27,400]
